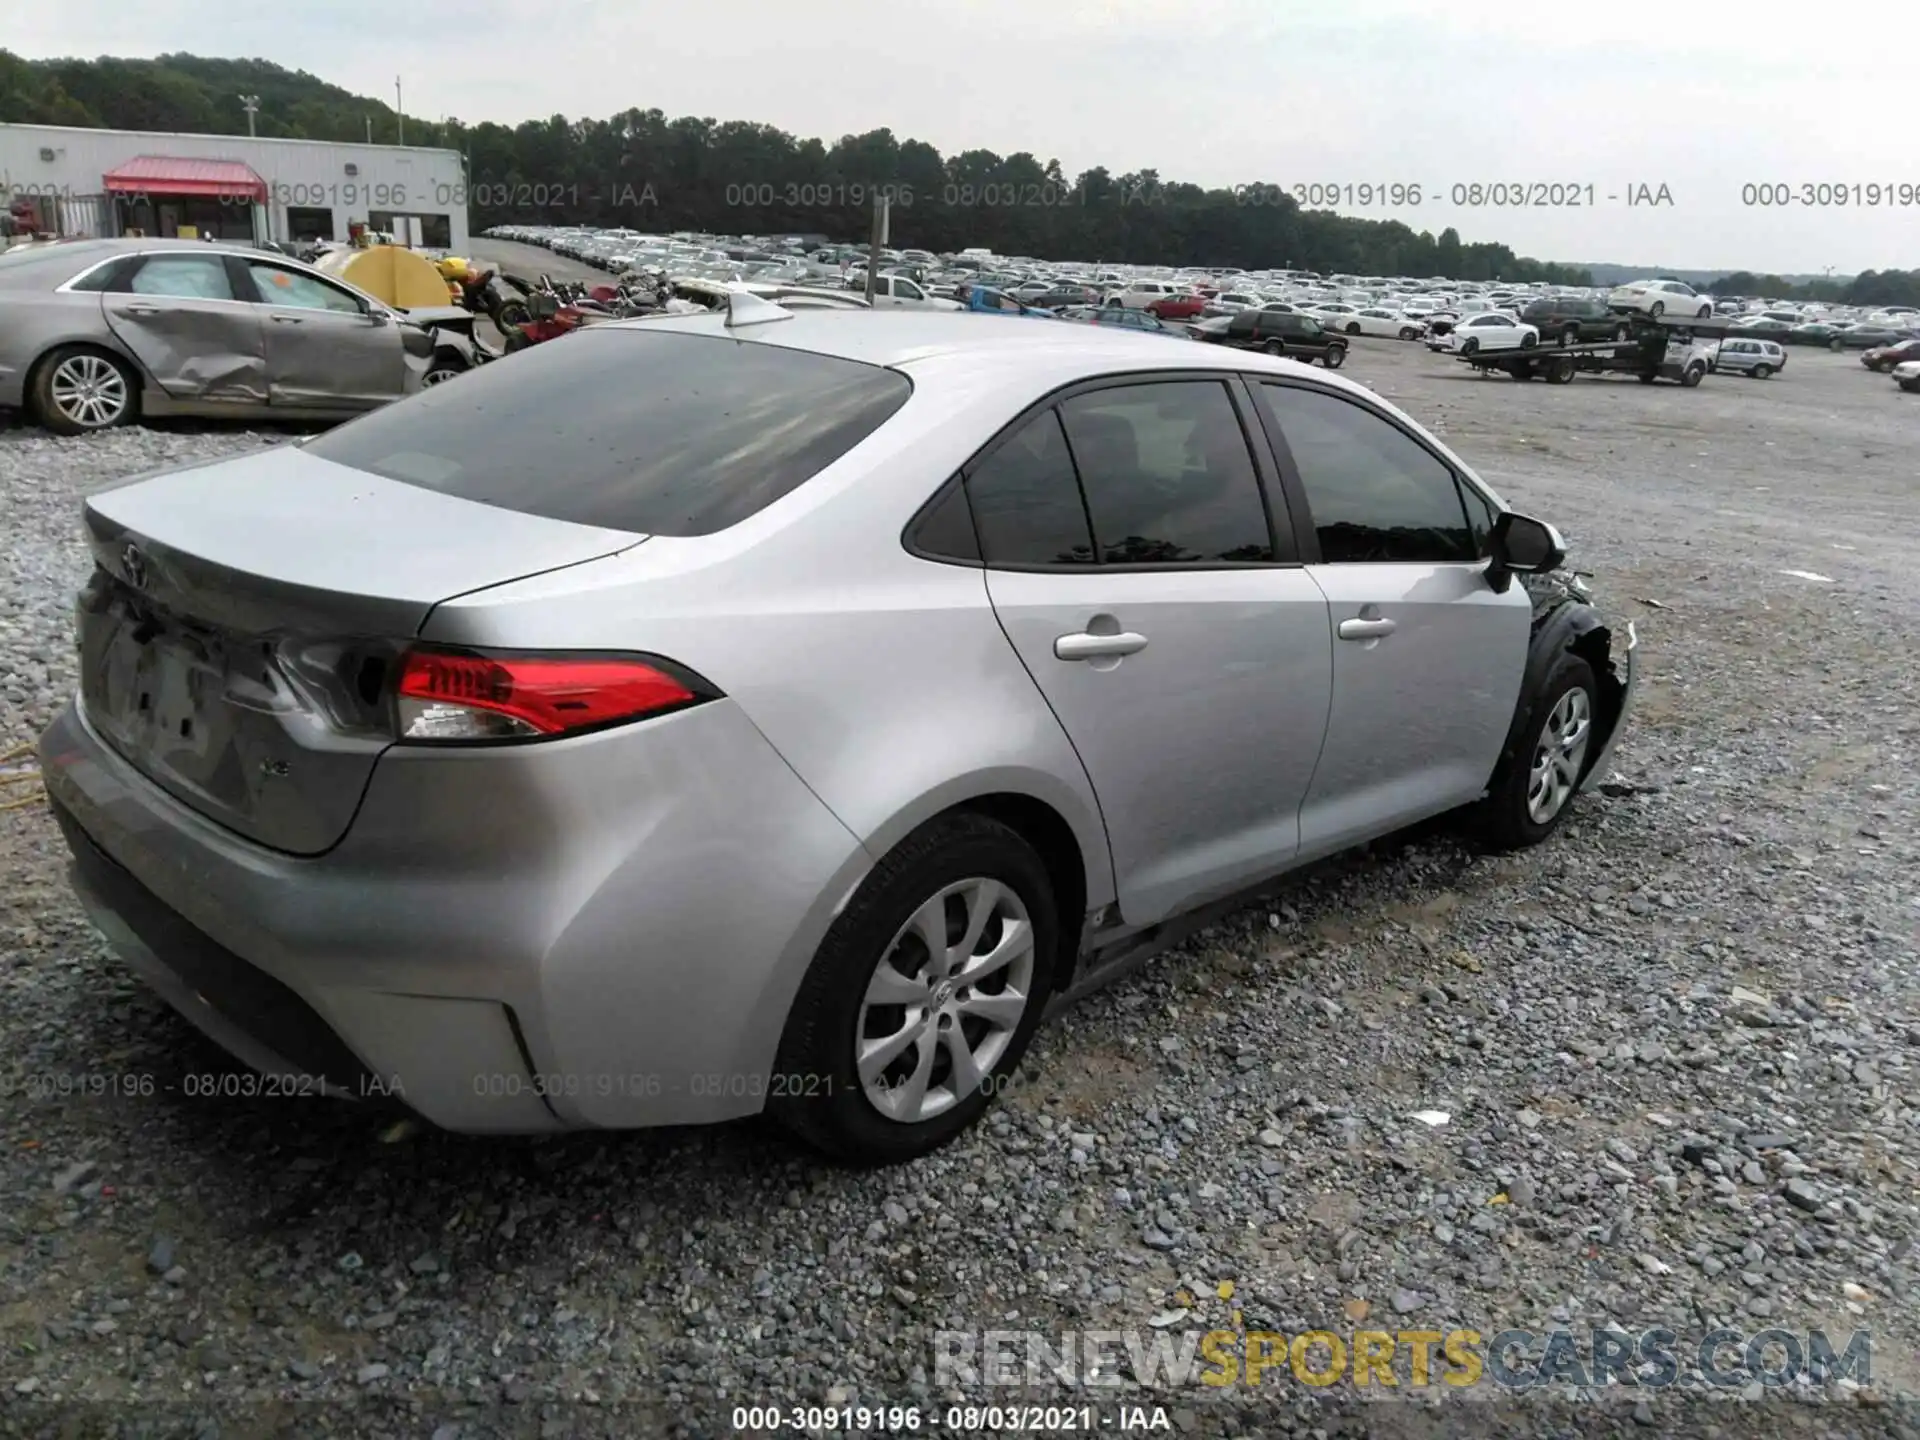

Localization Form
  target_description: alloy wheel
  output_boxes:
[855,877,1035,1124]
[1527,687,1592,825]
[49,354,129,429]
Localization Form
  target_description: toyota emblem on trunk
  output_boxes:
[121,544,147,589]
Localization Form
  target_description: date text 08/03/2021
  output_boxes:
[730,1404,1171,1433]
[12,1070,400,1100]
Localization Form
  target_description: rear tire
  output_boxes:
[1470,653,1598,852]
[1751,364,1773,379]
[32,345,138,435]
[1649,301,1665,318]
[1345,322,1361,335]
[1829,338,1844,352]
[769,813,1059,1165]
[1399,327,1419,341]
[1559,326,1578,347]
[1520,331,1538,349]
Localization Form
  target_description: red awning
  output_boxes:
[102,156,267,202]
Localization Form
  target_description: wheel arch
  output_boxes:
[24,337,151,420]
[1483,596,1629,797]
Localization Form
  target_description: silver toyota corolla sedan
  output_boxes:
[0,238,467,434]
[39,301,1636,1163]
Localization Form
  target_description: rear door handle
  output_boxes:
[1055,631,1149,661]
[270,314,306,324]
[1337,617,1396,641]
[120,305,158,316]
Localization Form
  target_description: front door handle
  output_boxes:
[1055,631,1149,661]
[1337,617,1397,641]
[270,314,306,324]
[120,305,159,316]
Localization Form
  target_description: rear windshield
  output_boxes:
[303,327,912,535]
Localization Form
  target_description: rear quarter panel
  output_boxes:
[417,369,1118,1061]
[0,292,145,408]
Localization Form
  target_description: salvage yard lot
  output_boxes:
[0,339,1915,1434]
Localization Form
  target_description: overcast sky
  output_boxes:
[12,0,1918,274]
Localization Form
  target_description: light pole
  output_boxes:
[239,95,259,138]
[396,78,405,145]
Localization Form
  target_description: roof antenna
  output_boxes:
[724,288,794,327]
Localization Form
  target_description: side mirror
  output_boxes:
[365,307,390,326]
[1487,511,1566,593]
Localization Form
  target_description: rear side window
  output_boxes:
[1059,382,1273,564]
[303,328,912,536]
[966,410,1096,566]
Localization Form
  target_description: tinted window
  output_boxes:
[245,262,361,313]
[1060,382,1273,564]
[1256,383,1474,564]
[130,255,234,300]
[965,409,1095,566]
[305,328,913,536]
[910,480,981,564]
[1458,481,1499,556]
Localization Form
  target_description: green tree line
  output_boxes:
[2,51,1589,281]
[1704,268,1920,307]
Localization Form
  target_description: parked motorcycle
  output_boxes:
[500,290,613,353]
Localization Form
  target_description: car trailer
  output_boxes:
[1456,314,1741,387]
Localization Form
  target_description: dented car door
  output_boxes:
[100,254,267,404]
[237,259,409,410]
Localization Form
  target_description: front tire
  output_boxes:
[769,813,1059,1164]
[33,346,137,435]
[1649,301,1665,318]
[1263,339,1284,356]
[1322,345,1346,368]
[1471,653,1598,851]
[1345,322,1361,336]
[421,357,467,387]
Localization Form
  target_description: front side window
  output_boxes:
[129,255,235,301]
[1059,382,1273,565]
[1256,383,1474,564]
[245,262,362,314]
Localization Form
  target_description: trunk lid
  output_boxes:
[77,443,642,855]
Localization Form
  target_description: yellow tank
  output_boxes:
[314,244,457,309]
[437,255,471,280]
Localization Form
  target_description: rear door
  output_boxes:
[100,252,267,404]
[974,377,1333,924]
[235,257,407,409]
[1249,379,1529,857]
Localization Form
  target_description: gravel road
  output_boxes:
[0,340,1915,1439]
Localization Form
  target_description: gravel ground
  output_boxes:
[0,341,1916,1440]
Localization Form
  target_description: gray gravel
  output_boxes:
[1,345,1917,1438]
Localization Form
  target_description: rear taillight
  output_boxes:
[393,647,716,743]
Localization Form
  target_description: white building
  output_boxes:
[1,123,469,251]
